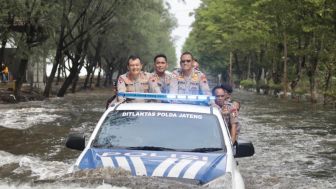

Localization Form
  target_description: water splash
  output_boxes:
[0,108,63,130]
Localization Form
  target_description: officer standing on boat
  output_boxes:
[117,55,160,102]
[149,54,172,93]
[170,52,210,95]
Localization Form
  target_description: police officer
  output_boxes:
[117,55,160,102]
[212,84,240,144]
[170,52,210,95]
[192,58,200,70]
[149,54,172,93]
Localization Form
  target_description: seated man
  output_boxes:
[117,55,160,102]
[212,84,240,144]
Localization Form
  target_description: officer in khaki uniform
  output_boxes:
[169,52,210,95]
[117,55,160,102]
[118,72,156,93]
[212,84,240,144]
[149,54,172,93]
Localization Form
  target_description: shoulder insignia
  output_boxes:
[192,73,199,82]
[149,74,158,81]
[118,77,124,84]
[172,69,180,75]
[199,73,207,83]
[120,74,132,84]
[141,72,149,79]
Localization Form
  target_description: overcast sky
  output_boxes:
[166,0,201,65]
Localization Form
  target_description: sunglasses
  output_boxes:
[181,60,192,63]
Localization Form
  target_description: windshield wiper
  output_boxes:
[126,146,176,151]
[189,147,223,153]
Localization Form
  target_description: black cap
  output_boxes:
[221,84,233,93]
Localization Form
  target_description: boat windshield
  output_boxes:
[92,110,225,152]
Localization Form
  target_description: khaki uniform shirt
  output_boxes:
[169,69,210,95]
[117,71,160,102]
[218,100,240,134]
[149,71,172,93]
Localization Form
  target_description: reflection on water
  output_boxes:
[0,90,335,188]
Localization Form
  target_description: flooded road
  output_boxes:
[237,90,336,189]
[0,89,335,188]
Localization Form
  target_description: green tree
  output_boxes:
[185,0,336,103]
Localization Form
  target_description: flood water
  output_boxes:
[0,89,335,188]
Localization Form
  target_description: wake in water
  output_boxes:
[0,151,71,181]
[0,107,62,130]
[36,168,203,189]
[1,150,203,189]
[0,183,126,189]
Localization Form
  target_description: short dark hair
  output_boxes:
[221,83,233,93]
[180,51,194,60]
[193,58,198,62]
[212,85,223,96]
[212,84,233,96]
[127,55,142,65]
[153,54,167,62]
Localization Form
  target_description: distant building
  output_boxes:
[1,48,46,89]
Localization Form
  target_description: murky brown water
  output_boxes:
[236,90,336,189]
[0,89,335,188]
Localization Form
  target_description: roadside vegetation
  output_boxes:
[184,0,336,104]
[0,0,176,101]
